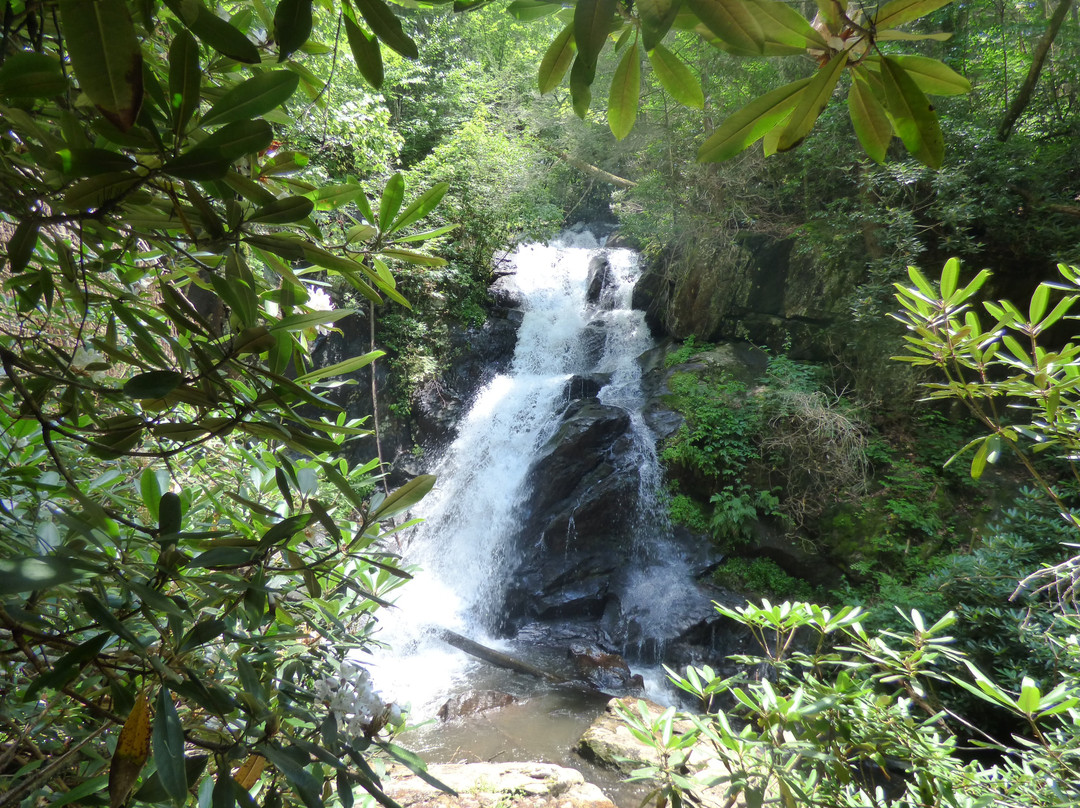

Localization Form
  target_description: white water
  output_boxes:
[371,228,675,716]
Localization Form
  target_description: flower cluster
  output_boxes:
[314,660,403,739]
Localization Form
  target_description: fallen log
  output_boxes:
[434,628,570,684]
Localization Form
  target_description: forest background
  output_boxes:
[2,0,1080,807]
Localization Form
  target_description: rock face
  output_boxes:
[382,762,616,808]
[632,235,860,359]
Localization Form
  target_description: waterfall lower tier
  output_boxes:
[370,227,731,726]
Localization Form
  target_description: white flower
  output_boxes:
[71,344,108,383]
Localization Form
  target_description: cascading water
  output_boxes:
[373,227,699,717]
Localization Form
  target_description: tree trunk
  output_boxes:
[542,146,637,189]
[997,0,1075,141]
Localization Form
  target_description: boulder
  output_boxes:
[383,762,616,808]
[568,644,644,694]
[437,690,517,722]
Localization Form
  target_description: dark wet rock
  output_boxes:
[437,690,518,722]
[586,256,614,306]
[569,644,644,694]
[562,374,607,401]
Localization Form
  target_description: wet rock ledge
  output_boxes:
[383,762,615,808]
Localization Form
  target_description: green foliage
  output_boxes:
[664,335,711,367]
[627,600,1080,807]
[0,2,462,806]
[531,0,969,166]
[711,556,815,601]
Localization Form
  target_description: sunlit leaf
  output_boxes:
[880,56,943,169]
[608,41,641,140]
[848,69,891,163]
[697,78,810,162]
[200,72,301,129]
[639,0,682,51]
[874,0,954,30]
[686,0,764,54]
[777,49,847,151]
[648,44,704,110]
[538,23,576,94]
[344,15,384,89]
[889,54,971,96]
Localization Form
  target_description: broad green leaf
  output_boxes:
[200,71,301,129]
[940,256,960,299]
[697,78,810,162]
[608,42,641,140]
[748,0,828,48]
[168,30,200,137]
[538,23,576,94]
[379,173,406,229]
[686,0,764,54]
[648,44,703,110]
[353,0,419,59]
[574,0,618,72]
[60,0,143,131]
[124,371,184,399]
[874,0,953,30]
[275,0,313,61]
[153,688,188,806]
[876,29,952,42]
[141,468,164,519]
[294,351,385,384]
[390,223,459,243]
[371,475,437,520]
[888,55,970,96]
[160,492,182,535]
[1017,677,1040,714]
[344,15,384,89]
[162,0,261,63]
[813,0,843,31]
[165,121,273,179]
[507,0,562,20]
[880,56,943,169]
[56,147,136,177]
[268,310,356,333]
[1030,283,1050,323]
[7,219,39,273]
[389,182,449,233]
[310,183,368,211]
[639,0,682,51]
[0,52,67,99]
[570,55,593,117]
[848,70,891,163]
[970,436,989,479]
[777,49,847,151]
[248,196,315,224]
[380,248,447,266]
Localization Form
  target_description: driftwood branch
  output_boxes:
[542,147,637,189]
[435,628,569,684]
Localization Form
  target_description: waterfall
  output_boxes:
[372,227,684,713]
